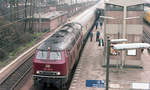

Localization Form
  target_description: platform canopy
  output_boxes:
[113,43,150,50]
[111,39,128,43]
[105,0,146,6]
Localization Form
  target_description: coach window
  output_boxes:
[49,52,62,60]
[36,51,48,60]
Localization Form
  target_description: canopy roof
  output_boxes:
[113,43,150,50]
[105,0,145,6]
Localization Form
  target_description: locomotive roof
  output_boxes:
[37,23,82,51]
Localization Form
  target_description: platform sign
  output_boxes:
[131,83,150,89]
[86,80,104,88]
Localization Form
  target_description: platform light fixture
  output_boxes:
[100,16,140,20]
[113,43,150,50]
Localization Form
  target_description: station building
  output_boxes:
[27,11,67,32]
[103,0,145,67]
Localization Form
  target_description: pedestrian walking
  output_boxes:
[98,38,101,46]
[95,20,98,30]
[96,31,100,41]
[99,19,103,29]
[102,39,104,46]
[98,36,104,46]
[90,31,93,42]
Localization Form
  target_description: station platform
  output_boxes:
[69,26,106,90]
[69,25,150,90]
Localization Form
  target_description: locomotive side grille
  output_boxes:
[37,71,60,76]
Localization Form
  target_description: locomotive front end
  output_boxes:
[33,50,68,88]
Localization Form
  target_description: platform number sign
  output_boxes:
[86,80,104,88]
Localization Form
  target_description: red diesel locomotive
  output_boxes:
[32,1,101,89]
[33,23,83,88]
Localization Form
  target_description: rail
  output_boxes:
[0,55,33,90]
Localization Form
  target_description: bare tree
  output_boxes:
[24,0,28,32]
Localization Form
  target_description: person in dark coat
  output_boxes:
[90,31,93,42]
[95,20,98,30]
[100,19,103,29]
[98,38,101,46]
[96,31,100,41]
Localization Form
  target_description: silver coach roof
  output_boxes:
[71,0,104,26]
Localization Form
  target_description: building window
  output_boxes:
[127,49,136,56]
[127,4,144,11]
[106,4,123,11]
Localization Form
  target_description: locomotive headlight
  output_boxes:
[36,71,40,74]
[57,72,60,75]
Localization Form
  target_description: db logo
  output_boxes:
[45,65,51,68]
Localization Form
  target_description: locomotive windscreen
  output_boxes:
[36,50,48,60]
[36,50,62,60]
[49,52,61,60]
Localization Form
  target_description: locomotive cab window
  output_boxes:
[49,52,62,60]
[36,51,48,60]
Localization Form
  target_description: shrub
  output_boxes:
[0,48,7,60]
[18,32,33,44]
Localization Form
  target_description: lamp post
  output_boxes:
[39,0,42,32]
[106,37,110,90]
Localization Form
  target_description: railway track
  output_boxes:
[0,56,32,90]
[0,4,97,90]
[0,22,62,90]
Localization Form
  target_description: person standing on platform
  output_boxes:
[98,38,101,46]
[96,31,100,41]
[99,19,103,29]
[98,36,104,46]
[95,20,98,30]
[90,31,93,42]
